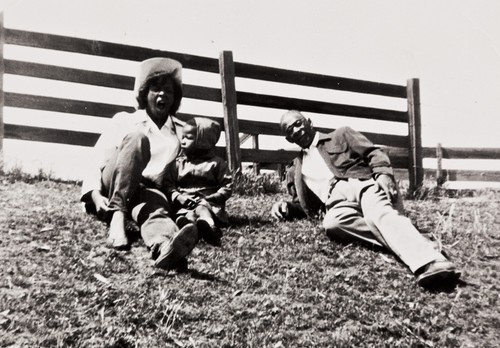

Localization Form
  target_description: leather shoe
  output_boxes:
[154,223,198,270]
[416,260,461,287]
[176,216,192,229]
[196,219,222,247]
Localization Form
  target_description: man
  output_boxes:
[271,110,460,288]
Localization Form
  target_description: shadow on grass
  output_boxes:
[187,269,221,282]
[424,279,468,294]
[149,267,225,283]
[228,214,275,227]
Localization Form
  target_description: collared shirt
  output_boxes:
[81,109,180,197]
[301,132,334,203]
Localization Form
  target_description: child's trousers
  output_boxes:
[99,131,179,248]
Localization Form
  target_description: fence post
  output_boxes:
[219,51,241,175]
[0,12,5,173]
[436,142,444,187]
[252,134,260,175]
[407,78,423,192]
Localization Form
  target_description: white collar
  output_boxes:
[134,109,176,133]
[304,132,320,152]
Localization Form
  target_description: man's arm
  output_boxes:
[271,164,307,220]
[341,126,398,203]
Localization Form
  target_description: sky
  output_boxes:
[0,0,499,181]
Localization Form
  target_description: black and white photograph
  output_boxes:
[0,1,498,347]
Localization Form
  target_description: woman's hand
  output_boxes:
[91,190,111,220]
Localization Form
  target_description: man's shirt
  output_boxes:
[301,132,334,203]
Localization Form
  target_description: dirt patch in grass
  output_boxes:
[1,177,499,347]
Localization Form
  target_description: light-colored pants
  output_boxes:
[322,178,446,273]
[100,131,178,248]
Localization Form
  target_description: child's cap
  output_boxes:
[134,57,183,108]
[189,117,221,150]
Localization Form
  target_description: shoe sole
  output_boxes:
[154,224,198,270]
[417,269,461,287]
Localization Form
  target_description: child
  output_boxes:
[80,57,198,270]
[163,117,232,246]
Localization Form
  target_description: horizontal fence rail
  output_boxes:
[234,62,408,98]
[236,91,408,123]
[5,29,220,73]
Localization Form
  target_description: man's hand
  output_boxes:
[374,174,398,203]
[271,200,290,220]
[176,194,199,209]
[91,190,111,220]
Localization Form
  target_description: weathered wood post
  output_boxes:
[219,51,241,176]
[407,78,423,192]
[252,134,260,175]
[436,142,444,187]
[0,12,5,172]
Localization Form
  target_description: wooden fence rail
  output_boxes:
[10,15,500,190]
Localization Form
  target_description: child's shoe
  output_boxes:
[171,257,189,273]
[176,216,192,229]
[196,218,222,247]
[154,223,198,270]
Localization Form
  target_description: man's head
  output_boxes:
[134,58,183,118]
[280,110,315,149]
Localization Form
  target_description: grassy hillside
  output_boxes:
[0,174,499,347]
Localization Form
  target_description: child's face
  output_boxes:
[145,75,175,127]
[181,124,197,154]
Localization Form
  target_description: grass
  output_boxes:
[0,172,499,347]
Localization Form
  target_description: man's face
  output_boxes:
[181,123,197,154]
[146,75,175,126]
[281,111,315,149]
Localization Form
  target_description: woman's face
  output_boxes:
[146,75,175,127]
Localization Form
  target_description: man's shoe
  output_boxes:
[154,224,198,270]
[416,260,461,287]
[196,219,222,247]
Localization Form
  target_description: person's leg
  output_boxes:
[355,179,448,273]
[101,131,151,249]
[323,179,384,247]
[323,201,384,248]
[130,187,198,270]
[195,205,222,246]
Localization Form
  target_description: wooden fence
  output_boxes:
[1,15,498,189]
[425,144,500,185]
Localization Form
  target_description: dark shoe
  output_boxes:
[196,219,222,247]
[416,260,461,287]
[170,257,189,273]
[154,224,198,270]
[176,216,192,229]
